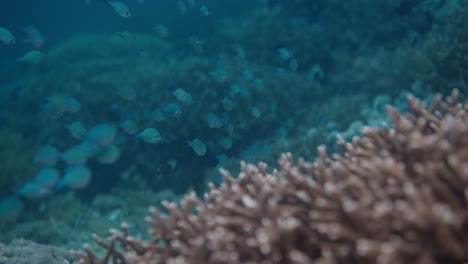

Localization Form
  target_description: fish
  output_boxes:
[289,59,298,71]
[177,1,187,15]
[61,141,99,165]
[117,86,136,101]
[215,153,228,163]
[34,145,59,166]
[200,6,212,16]
[218,137,233,150]
[204,113,222,128]
[222,97,234,111]
[253,78,264,90]
[172,88,192,105]
[278,48,292,60]
[16,50,44,63]
[119,119,138,134]
[108,1,131,18]
[86,123,117,146]
[188,138,207,156]
[137,128,162,143]
[97,144,121,164]
[162,103,182,117]
[20,26,45,49]
[0,27,15,45]
[231,43,246,59]
[187,0,195,7]
[154,24,168,39]
[32,167,60,188]
[65,96,81,113]
[65,121,87,140]
[17,182,51,199]
[151,109,166,122]
[251,106,262,119]
[229,83,241,97]
[56,165,92,190]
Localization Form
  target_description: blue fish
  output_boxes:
[56,165,92,190]
[32,167,60,188]
[65,121,87,140]
[137,128,162,144]
[34,145,59,166]
[97,144,121,164]
[86,123,117,146]
[188,138,207,156]
[162,103,182,117]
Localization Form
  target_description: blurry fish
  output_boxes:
[65,121,87,140]
[45,94,80,115]
[97,144,121,164]
[187,0,195,7]
[137,0,144,4]
[47,94,69,113]
[34,145,59,166]
[278,48,292,60]
[119,119,138,134]
[306,64,324,80]
[116,31,135,46]
[253,78,264,90]
[177,1,187,15]
[188,138,206,156]
[188,35,203,54]
[172,88,192,105]
[204,113,222,128]
[137,128,161,143]
[56,165,92,190]
[162,103,182,117]
[0,195,23,223]
[251,106,262,119]
[218,137,232,150]
[289,59,298,71]
[224,123,234,134]
[231,43,246,59]
[65,96,81,112]
[154,24,168,38]
[242,68,254,81]
[215,153,228,163]
[16,50,44,63]
[222,97,234,111]
[209,66,228,82]
[18,182,51,199]
[229,83,240,97]
[86,123,117,146]
[151,108,166,122]
[32,167,60,188]
[20,26,45,49]
[0,27,15,45]
[61,143,93,165]
[200,6,211,16]
[117,86,136,101]
[108,1,131,18]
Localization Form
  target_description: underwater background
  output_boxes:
[0,0,466,253]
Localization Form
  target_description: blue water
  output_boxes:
[0,0,465,250]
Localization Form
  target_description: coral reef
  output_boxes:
[0,239,78,264]
[73,90,467,263]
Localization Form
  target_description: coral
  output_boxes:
[73,89,467,263]
[0,239,78,264]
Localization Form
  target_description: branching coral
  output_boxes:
[73,90,467,263]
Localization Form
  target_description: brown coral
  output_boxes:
[73,90,468,264]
